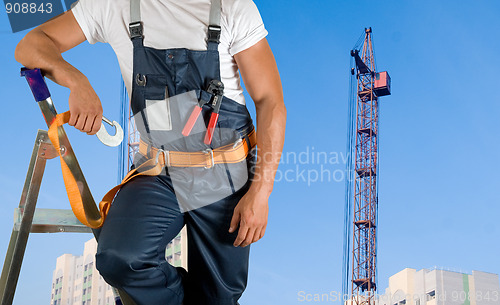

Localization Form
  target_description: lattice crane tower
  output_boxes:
[343,27,391,305]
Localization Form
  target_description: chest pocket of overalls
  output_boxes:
[133,75,255,213]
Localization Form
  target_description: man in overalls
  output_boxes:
[15,0,286,304]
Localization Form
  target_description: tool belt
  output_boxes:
[96,129,257,225]
[138,129,256,168]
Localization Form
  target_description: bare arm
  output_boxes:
[15,11,102,135]
[229,38,287,247]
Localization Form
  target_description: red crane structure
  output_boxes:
[343,27,391,305]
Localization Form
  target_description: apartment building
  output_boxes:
[50,227,187,305]
[378,268,500,305]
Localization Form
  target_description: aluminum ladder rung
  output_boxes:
[13,208,91,234]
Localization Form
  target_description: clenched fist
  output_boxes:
[68,76,102,135]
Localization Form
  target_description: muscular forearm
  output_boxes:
[15,12,103,135]
[15,29,87,89]
[233,38,286,197]
[229,93,285,246]
[250,95,286,196]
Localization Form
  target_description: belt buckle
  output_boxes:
[203,148,214,169]
[154,148,170,167]
[154,148,164,165]
[163,150,171,167]
[233,138,243,149]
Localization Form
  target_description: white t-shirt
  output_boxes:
[72,0,268,105]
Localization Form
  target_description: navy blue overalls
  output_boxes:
[93,0,256,304]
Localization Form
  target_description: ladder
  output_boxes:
[0,68,134,305]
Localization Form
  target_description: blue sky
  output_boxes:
[0,0,499,304]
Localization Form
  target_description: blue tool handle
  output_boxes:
[20,67,51,102]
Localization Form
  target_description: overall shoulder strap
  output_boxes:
[207,0,221,50]
[128,0,221,49]
[129,0,143,45]
[130,0,141,24]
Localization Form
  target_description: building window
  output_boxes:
[426,291,436,301]
[415,299,420,305]
[83,276,87,283]
[83,288,86,295]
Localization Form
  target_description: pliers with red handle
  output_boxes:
[182,80,224,145]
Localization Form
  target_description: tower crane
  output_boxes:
[343,27,391,305]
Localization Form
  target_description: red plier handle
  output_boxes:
[203,92,223,144]
[204,112,219,145]
[182,80,224,144]
[182,105,203,137]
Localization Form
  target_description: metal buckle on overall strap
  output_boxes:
[129,21,144,39]
[207,25,221,44]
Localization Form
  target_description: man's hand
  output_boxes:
[229,188,269,247]
[68,76,103,135]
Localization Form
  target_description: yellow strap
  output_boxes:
[49,111,256,229]
[48,112,108,228]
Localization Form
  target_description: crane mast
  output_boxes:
[345,27,391,305]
